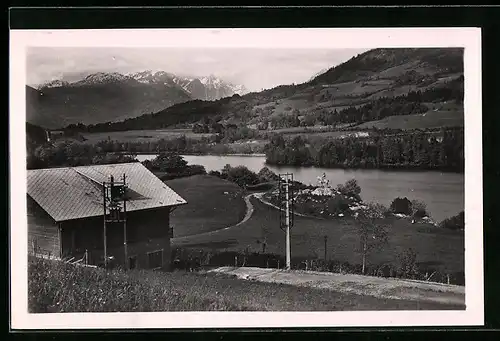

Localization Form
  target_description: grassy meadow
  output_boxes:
[172,188,464,277]
[81,129,215,144]
[355,110,464,130]
[28,257,462,312]
[166,175,247,238]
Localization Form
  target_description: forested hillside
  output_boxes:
[58,48,463,133]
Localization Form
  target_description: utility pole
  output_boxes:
[103,174,128,270]
[102,181,107,269]
[279,173,293,270]
[285,175,291,270]
[123,174,128,269]
[324,235,328,260]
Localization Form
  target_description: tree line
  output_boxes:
[265,127,464,172]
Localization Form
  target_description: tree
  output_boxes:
[399,248,419,279]
[354,203,390,275]
[411,199,428,219]
[150,152,188,173]
[337,178,361,201]
[390,197,412,215]
[221,165,260,188]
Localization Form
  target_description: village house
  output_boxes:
[27,162,187,270]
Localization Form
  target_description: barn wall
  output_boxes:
[27,196,60,258]
[61,207,172,270]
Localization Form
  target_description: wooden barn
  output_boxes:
[27,162,187,270]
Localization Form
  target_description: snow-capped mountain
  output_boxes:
[29,71,248,128]
[37,70,248,100]
[73,72,136,86]
[127,70,247,100]
[38,79,71,89]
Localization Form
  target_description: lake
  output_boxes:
[136,154,464,222]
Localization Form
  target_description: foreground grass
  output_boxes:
[166,175,247,237]
[28,257,462,312]
[173,197,464,275]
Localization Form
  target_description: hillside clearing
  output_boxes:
[354,110,464,130]
[81,129,215,143]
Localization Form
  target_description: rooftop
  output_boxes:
[27,162,187,222]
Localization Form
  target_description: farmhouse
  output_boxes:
[27,162,187,270]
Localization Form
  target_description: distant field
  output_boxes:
[269,126,368,139]
[173,196,464,274]
[82,129,215,143]
[354,110,464,130]
[166,175,247,238]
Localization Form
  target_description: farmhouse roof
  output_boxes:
[27,162,187,222]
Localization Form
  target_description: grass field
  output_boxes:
[354,110,464,130]
[173,195,464,275]
[166,175,247,238]
[28,257,462,312]
[82,129,215,143]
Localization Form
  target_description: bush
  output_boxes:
[221,164,260,188]
[398,248,419,279]
[411,199,428,219]
[390,197,412,215]
[326,195,350,214]
[144,152,188,173]
[440,211,465,230]
[336,179,361,201]
[208,170,222,177]
[257,166,279,182]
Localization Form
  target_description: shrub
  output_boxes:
[336,179,361,201]
[326,195,350,214]
[440,211,465,230]
[144,152,188,173]
[398,248,419,279]
[411,199,428,219]
[221,165,260,188]
[208,170,222,177]
[390,197,412,215]
[257,166,280,182]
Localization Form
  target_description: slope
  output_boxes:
[81,47,464,133]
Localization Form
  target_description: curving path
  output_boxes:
[172,191,321,245]
[171,193,259,244]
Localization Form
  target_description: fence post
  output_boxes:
[234,256,237,267]
[447,274,450,284]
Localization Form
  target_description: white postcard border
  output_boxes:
[9,27,483,329]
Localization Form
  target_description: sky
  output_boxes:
[26,47,370,92]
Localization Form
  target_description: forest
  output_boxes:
[264,127,464,172]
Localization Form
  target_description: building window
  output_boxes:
[147,250,163,270]
[128,255,137,270]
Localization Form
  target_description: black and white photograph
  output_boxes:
[9,28,483,329]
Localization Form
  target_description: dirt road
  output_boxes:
[209,266,465,307]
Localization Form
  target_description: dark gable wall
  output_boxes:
[60,207,172,270]
[27,196,61,258]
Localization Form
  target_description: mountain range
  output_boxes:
[27,71,247,129]
[26,48,464,131]
[80,48,464,132]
